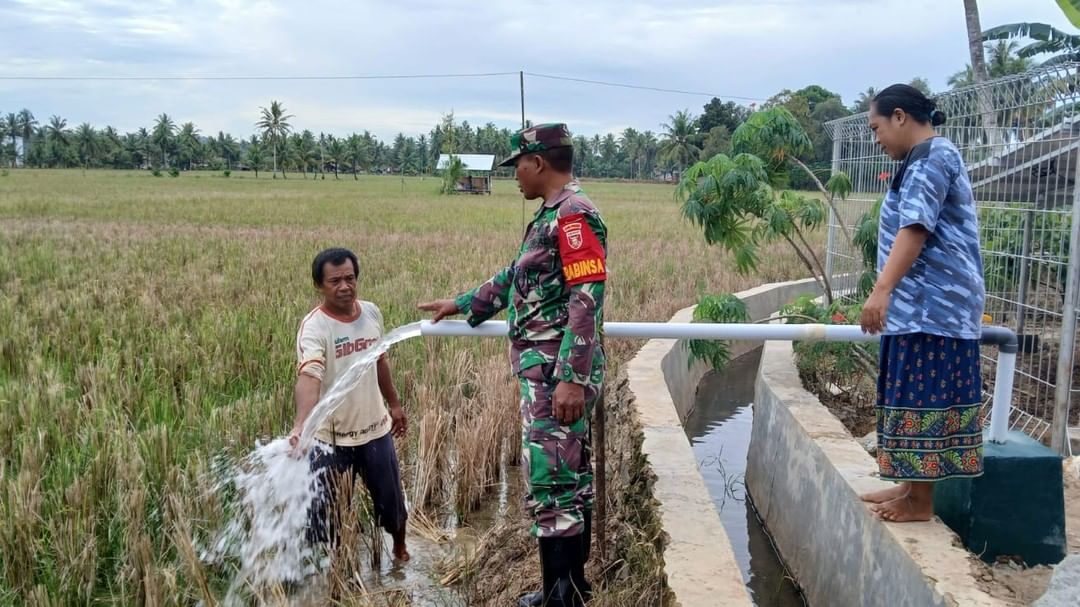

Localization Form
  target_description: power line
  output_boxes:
[0,70,767,102]
[524,72,764,102]
[0,72,520,81]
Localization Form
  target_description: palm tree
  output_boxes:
[962,0,1001,147]
[177,122,200,170]
[17,109,36,165]
[286,133,305,178]
[255,100,293,178]
[101,126,123,167]
[619,128,641,179]
[416,134,429,175]
[151,113,176,168]
[46,115,69,167]
[641,130,658,179]
[245,136,265,178]
[298,130,318,179]
[984,23,1080,66]
[949,40,1033,88]
[964,0,991,83]
[599,134,618,177]
[4,113,17,167]
[659,110,700,178]
[326,136,345,179]
[128,128,151,169]
[345,134,368,180]
[217,132,240,171]
[572,135,590,176]
[852,87,877,113]
[74,123,98,172]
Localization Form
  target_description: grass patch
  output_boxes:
[0,169,818,603]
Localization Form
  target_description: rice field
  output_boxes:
[0,169,819,605]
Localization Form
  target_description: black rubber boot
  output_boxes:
[575,510,593,600]
[517,536,586,607]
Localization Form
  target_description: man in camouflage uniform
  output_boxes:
[419,123,605,607]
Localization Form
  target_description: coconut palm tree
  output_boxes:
[345,133,368,179]
[964,0,991,83]
[4,113,17,167]
[17,109,36,165]
[619,128,641,179]
[256,100,293,178]
[326,136,345,179]
[641,130,659,178]
[74,123,99,172]
[151,113,176,168]
[659,110,700,178]
[949,40,1033,88]
[101,126,123,167]
[298,130,318,180]
[245,135,265,178]
[984,22,1080,66]
[46,115,70,167]
[851,87,878,113]
[176,122,200,170]
[217,132,240,171]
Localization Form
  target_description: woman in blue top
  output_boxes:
[859,84,986,522]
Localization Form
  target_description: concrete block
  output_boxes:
[1034,554,1080,607]
[934,430,1067,567]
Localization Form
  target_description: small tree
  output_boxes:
[440,155,465,194]
[733,107,854,247]
[245,141,265,179]
[677,108,851,303]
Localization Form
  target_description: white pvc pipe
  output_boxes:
[420,320,881,343]
[422,319,1020,444]
[988,351,1017,444]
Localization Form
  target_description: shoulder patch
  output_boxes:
[558,212,606,285]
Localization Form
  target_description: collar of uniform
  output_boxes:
[541,179,582,209]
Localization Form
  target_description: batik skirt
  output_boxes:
[877,333,984,481]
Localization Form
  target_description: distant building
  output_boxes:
[437,154,495,194]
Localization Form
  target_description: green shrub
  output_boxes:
[684,293,750,370]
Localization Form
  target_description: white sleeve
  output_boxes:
[367,301,385,336]
[296,315,326,380]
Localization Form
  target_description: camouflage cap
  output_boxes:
[497,123,573,167]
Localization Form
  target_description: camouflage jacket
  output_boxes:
[455,180,607,385]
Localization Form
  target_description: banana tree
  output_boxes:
[983,1,1080,65]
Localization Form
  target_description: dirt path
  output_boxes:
[1065,457,1080,555]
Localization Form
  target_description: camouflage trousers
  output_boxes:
[518,365,602,538]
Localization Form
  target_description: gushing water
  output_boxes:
[201,322,424,603]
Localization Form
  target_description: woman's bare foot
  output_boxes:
[870,483,934,522]
[860,482,909,504]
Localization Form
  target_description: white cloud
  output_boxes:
[0,0,1074,139]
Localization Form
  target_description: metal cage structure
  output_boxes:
[824,62,1080,455]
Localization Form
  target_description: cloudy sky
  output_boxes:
[0,0,1072,141]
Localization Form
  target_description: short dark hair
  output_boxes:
[872,84,947,126]
[540,146,574,173]
[312,247,359,285]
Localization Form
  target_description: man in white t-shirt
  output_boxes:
[287,247,410,561]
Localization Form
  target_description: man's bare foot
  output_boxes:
[392,543,411,562]
[860,482,909,504]
[870,486,934,522]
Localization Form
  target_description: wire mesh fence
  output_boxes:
[824,63,1080,455]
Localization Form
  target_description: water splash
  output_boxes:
[201,322,424,603]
